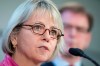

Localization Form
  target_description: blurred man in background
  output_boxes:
[42,2,93,66]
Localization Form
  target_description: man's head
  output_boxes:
[59,2,93,56]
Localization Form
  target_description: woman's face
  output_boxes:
[14,11,58,62]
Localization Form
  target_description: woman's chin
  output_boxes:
[35,55,50,62]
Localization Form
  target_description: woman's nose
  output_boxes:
[42,29,51,42]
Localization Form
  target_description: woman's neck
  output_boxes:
[12,50,41,66]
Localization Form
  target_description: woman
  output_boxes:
[0,0,64,66]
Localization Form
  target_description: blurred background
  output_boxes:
[0,0,100,65]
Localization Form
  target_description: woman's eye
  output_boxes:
[33,25,42,31]
[50,30,57,36]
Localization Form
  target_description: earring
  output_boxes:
[13,44,17,49]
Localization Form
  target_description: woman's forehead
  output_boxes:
[25,9,58,27]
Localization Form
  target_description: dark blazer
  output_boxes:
[41,61,84,66]
[41,62,54,66]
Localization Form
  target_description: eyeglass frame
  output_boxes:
[16,23,64,39]
[64,23,89,34]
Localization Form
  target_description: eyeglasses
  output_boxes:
[64,24,89,34]
[18,23,64,39]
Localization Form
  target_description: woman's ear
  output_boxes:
[10,32,17,48]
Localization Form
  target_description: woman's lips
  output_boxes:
[38,46,49,52]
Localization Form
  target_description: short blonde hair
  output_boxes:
[1,0,64,60]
